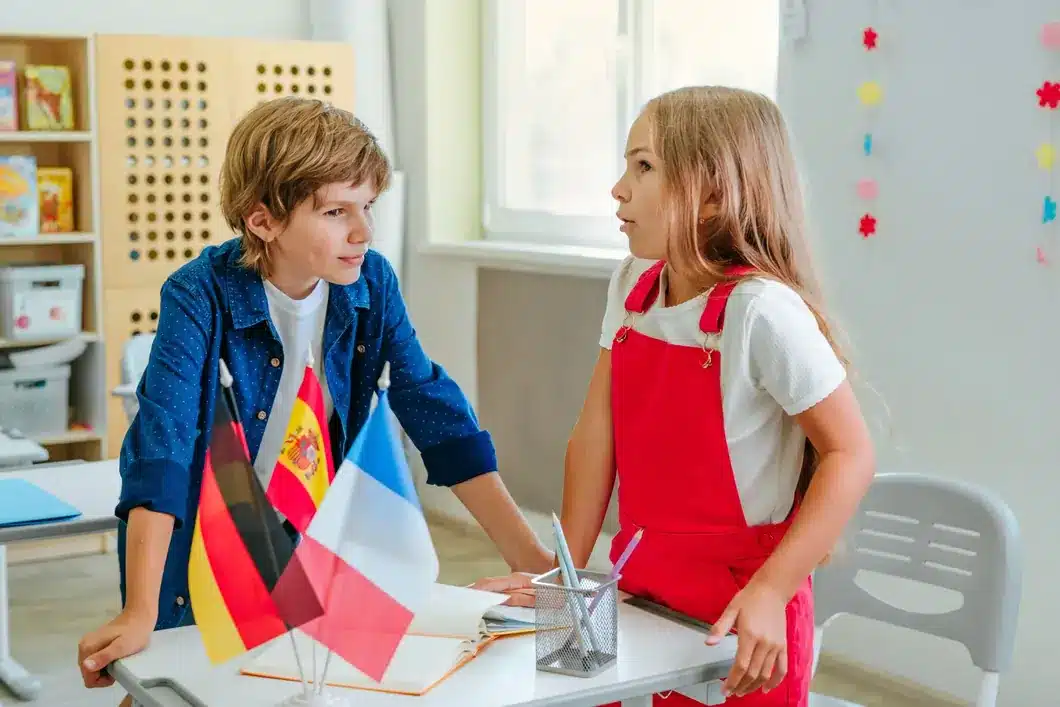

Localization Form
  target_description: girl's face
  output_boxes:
[612,114,669,260]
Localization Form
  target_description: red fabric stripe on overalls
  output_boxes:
[605,261,813,707]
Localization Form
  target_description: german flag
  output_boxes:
[265,362,335,533]
[187,364,323,665]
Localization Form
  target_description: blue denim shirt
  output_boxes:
[115,238,496,630]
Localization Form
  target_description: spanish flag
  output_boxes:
[187,362,323,665]
[266,362,335,533]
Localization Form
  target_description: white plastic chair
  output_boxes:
[810,472,1022,707]
[110,333,156,424]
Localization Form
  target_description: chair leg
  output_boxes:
[975,672,999,707]
[810,626,825,677]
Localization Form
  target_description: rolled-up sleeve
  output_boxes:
[116,275,211,528]
[379,260,497,487]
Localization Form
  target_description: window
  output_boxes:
[482,0,780,247]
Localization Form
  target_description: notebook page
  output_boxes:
[484,605,535,624]
[407,583,509,638]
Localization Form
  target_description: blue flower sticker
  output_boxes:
[1044,196,1057,223]
[863,133,873,156]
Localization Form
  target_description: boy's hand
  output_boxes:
[470,572,536,607]
[77,609,155,688]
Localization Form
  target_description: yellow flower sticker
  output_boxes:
[1036,143,1055,170]
[858,81,883,106]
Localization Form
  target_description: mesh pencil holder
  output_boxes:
[531,567,619,677]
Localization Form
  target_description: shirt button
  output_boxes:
[175,596,185,606]
[270,357,280,368]
[257,410,267,421]
[356,344,366,354]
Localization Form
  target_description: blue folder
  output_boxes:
[0,477,82,528]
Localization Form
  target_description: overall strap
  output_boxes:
[699,265,756,335]
[622,261,666,313]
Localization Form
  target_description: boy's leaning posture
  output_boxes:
[77,97,551,700]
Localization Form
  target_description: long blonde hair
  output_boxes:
[646,85,846,500]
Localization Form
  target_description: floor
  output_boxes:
[3,516,938,706]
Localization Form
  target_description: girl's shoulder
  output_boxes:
[606,255,659,298]
[726,275,812,319]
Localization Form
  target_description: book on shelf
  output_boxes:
[0,61,16,132]
[0,155,38,238]
[241,582,536,696]
[37,167,74,233]
[23,65,75,131]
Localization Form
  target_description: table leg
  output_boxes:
[0,545,41,701]
[621,697,652,707]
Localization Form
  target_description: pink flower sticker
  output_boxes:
[856,178,878,200]
[1042,22,1060,49]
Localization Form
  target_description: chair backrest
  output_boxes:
[121,333,156,386]
[814,472,1021,673]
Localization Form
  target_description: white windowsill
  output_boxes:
[419,239,627,279]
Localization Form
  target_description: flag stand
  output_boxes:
[216,360,315,703]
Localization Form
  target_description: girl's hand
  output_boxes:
[705,580,788,698]
[469,572,536,607]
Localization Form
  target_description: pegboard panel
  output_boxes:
[229,38,355,119]
[96,35,235,290]
[102,286,161,454]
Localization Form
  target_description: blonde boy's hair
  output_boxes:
[219,96,391,275]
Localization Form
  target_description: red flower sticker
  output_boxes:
[1037,81,1060,109]
[859,214,877,238]
[863,27,878,50]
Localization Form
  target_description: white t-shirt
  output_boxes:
[600,256,846,526]
[254,277,334,489]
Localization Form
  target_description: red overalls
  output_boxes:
[606,262,813,706]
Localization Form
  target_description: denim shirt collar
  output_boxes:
[221,242,371,331]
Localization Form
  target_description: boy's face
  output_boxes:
[247,181,378,296]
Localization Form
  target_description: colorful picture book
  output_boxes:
[0,156,39,238]
[23,65,74,131]
[0,60,17,131]
[37,167,74,233]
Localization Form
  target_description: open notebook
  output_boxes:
[241,583,535,696]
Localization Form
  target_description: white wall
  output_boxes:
[0,0,309,39]
[776,3,1055,703]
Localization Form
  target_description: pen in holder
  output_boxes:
[531,568,619,677]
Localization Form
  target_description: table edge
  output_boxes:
[0,517,118,544]
[108,650,732,707]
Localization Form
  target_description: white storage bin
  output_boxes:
[0,364,70,438]
[0,264,84,341]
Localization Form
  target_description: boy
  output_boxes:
[77,97,552,695]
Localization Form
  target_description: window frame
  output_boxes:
[481,0,649,248]
[481,0,777,249]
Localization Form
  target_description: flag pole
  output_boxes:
[304,351,319,692]
[315,361,391,695]
[218,359,311,698]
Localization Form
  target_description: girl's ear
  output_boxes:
[698,200,721,222]
[244,203,281,243]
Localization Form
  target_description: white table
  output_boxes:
[0,459,121,702]
[109,600,736,707]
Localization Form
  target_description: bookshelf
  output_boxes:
[0,33,105,468]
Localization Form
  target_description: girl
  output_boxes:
[480,86,876,705]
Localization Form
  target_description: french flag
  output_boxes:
[272,370,439,682]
